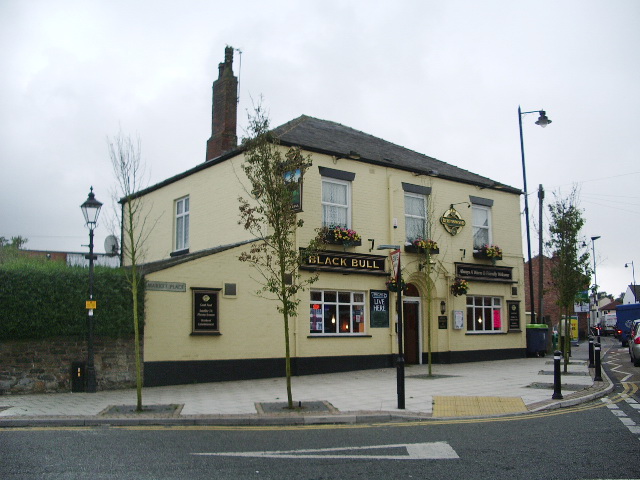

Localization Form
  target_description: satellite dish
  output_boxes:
[104,235,119,256]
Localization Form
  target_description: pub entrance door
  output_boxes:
[402,297,422,364]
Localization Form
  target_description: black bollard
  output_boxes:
[552,350,563,400]
[588,337,595,368]
[594,342,603,382]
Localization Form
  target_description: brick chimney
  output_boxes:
[206,46,238,161]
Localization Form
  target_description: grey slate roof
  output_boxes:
[129,114,520,201]
[271,115,520,194]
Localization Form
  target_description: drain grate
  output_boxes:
[407,374,459,380]
[100,404,182,416]
[257,401,334,414]
[527,382,587,391]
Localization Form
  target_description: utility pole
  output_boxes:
[538,184,545,324]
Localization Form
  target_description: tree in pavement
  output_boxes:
[238,104,324,409]
[546,187,591,371]
[108,131,157,412]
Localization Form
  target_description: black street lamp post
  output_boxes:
[518,107,551,324]
[590,236,601,331]
[81,187,103,393]
[378,245,405,409]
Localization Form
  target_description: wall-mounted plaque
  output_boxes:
[507,301,521,331]
[192,288,221,333]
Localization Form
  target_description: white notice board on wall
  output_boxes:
[453,310,464,330]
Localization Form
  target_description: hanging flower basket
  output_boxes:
[473,244,502,261]
[386,279,406,292]
[324,226,362,246]
[450,277,469,297]
[405,237,439,254]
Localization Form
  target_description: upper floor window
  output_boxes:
[322,178,350,228]
[319,167,355,229]
[402,183,431,244]
[470,196,494,251]
[472,204,492,250]
[175,196,189,251]
[404,193,427,243]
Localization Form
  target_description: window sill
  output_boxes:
[404,245,439,254]
[465,331,507,335]
[472,251,502,261]
[171,248,190,257]
[308,334,372,338]
[324,238,362,247]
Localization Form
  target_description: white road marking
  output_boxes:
[193,442,460,460]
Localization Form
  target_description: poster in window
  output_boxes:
[493,309,502,329]
[370,290,390,328]
[310,304,323,333]
[193,288,220,332]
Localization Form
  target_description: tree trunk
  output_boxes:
[283,309,293,408]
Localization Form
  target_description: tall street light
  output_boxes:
[518,107,552,323]
[590,236,601,331]
[81,187,103,393]
[625,261,636,289]
[378,244,405,409]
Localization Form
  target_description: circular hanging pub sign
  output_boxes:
[440,206,466,236]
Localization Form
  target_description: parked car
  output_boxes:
[629,319,640,367]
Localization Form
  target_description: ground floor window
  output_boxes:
[466,296,502,332]
[310,290,366,335]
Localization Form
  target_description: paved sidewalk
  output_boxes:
[0,346,613,427]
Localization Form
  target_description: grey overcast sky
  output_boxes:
[1,0,638,298]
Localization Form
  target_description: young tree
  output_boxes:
[108,131,156,412]
[412,197,439,376]
[546,187,590,371]
[238,105,323,409]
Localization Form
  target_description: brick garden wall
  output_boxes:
[0,336,140,395]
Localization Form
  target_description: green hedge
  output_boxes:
[0,261,142,340]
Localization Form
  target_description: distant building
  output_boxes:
[21,249,120,268]
[623,285,640,304]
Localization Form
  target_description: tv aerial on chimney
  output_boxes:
[104,235,120,256]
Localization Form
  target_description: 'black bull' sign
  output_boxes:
[301,251,387,275]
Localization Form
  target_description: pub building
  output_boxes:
[128,48,526,387]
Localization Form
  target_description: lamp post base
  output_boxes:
[396,354,405,409]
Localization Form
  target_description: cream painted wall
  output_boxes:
[145,244,284,362]
[125,154,255,265]
[144,243,396,362]
[293,153,526,353]
[141,147,526,363]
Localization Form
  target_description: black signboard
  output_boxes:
[438,315,448,329]
[370,290,390,328]
[507,301,521,331]
[455,262,513,283]
[302,251,387,276]
[192,288,220,333]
